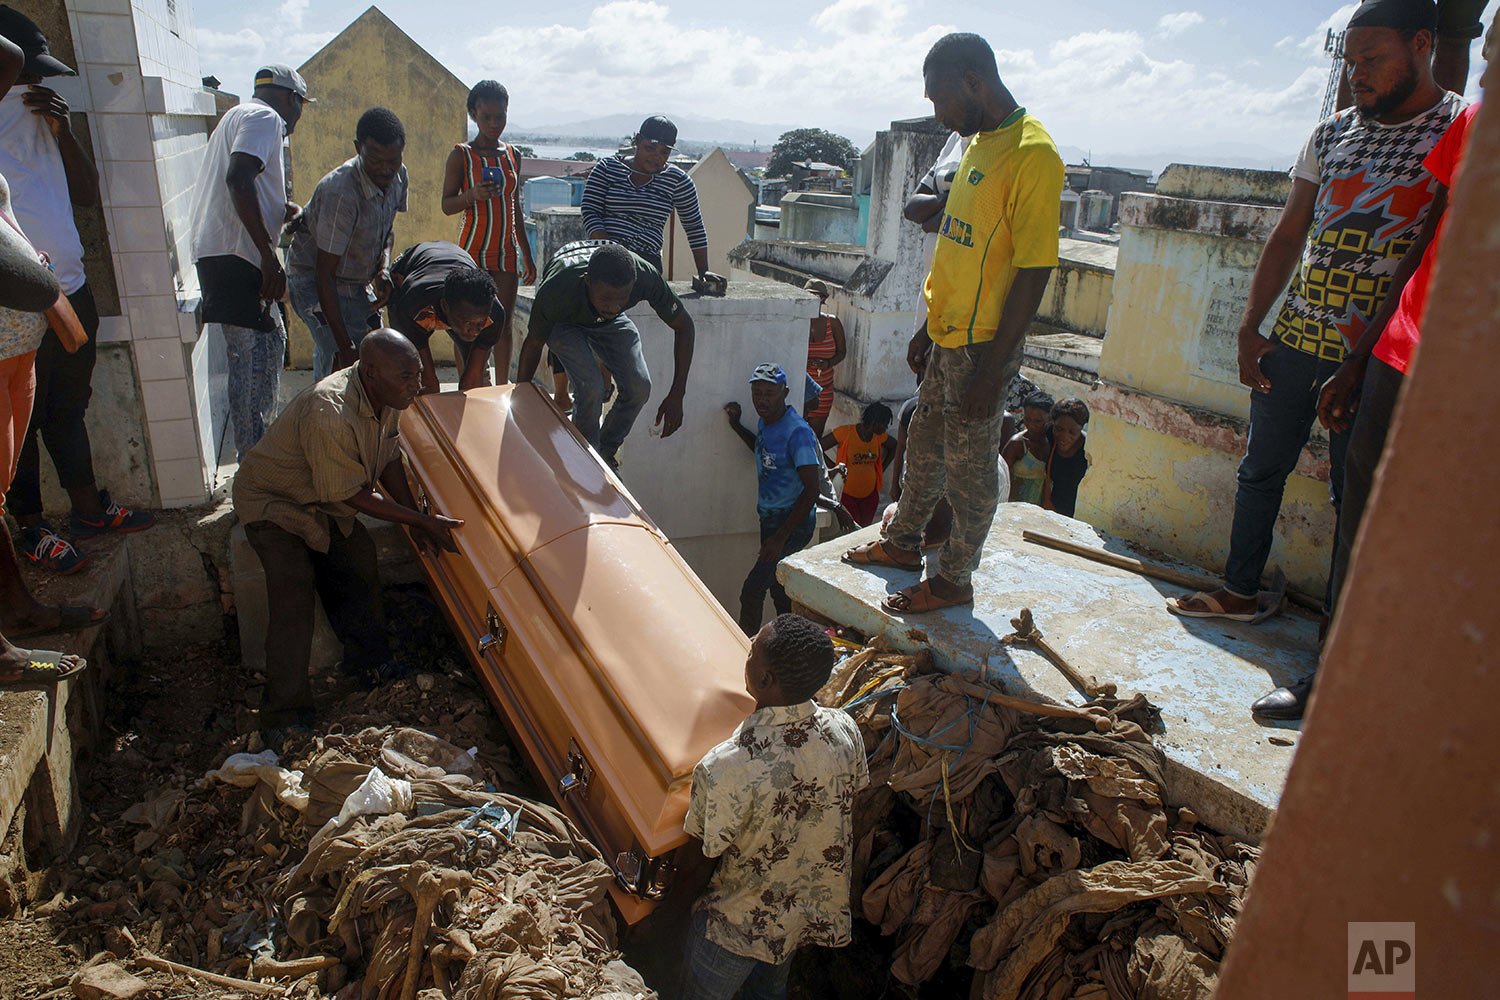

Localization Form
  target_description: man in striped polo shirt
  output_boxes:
[581,115,723,284]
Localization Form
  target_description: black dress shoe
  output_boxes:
[1252,675,1315,720]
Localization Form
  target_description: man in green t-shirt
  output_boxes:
[516,240,696,468]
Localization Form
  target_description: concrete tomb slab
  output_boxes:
[780,503,1319,841]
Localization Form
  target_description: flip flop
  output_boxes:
[8,605,111,641]
[0,649,87,687]
[881,579,973,616]
[1167,592,1257,623]
[842,539,923,570]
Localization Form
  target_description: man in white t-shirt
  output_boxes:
[190,64,310,460]
[902,130,970,337]
[0,4,155,579]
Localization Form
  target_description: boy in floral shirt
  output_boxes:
[680,613,867,1000]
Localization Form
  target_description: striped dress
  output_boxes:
[453,142,523,273]
[806,315,839,422]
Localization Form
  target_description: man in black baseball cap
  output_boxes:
[636,114,677,151]
[0,5,75,78]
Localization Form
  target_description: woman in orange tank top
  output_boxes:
[803,278,846,435]
[441,80,536,383]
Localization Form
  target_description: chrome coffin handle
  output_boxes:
[558,739,593,798]
[477,606,506,656]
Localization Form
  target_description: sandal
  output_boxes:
[8,605,112,641]
[842,539,922,569]
[881,579,973,615]
[1167,592,1257,623]
[1,649,87,687]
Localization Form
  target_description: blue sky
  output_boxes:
[193,0,1496,165]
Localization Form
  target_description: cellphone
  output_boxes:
[481,166,504,186]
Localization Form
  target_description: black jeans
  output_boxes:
[738,510,817,636]
[244,519,391,727]
[1327,357,1405,615]
[7,283,98,517]
[1223,345,1349,601]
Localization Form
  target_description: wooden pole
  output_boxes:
[1020,530,1321,612]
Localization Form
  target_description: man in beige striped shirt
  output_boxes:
[233,329,460,742]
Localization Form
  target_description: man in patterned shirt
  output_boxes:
[1170,0,1463,716]
[680,613,866,1000]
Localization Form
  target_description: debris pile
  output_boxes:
[821,644,1257,999]
[32,593,654,999]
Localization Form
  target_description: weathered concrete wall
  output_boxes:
[533,207,588,270]
[1037,239,1116,338]
[288,6,468,369]
[779,191,859,244]
[1083,165,1333,597]
[512,281,819,614]
[37,343,155,513]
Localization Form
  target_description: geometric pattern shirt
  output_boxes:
[1274,92,1465,362]
[685,701,868,964]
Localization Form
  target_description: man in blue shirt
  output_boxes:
[724,364,821,636]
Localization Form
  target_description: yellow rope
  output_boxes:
[940,753,974,854]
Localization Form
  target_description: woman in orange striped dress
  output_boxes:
[803,278,846,435]
[441,80,536,383]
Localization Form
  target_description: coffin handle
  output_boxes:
[558,739,593,798]
[477,606,507,656]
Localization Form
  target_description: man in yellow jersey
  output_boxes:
[844,32,1063,614]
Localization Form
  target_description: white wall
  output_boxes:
[55,0,220,508]
[513,281,819,614]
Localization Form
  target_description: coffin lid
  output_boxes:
[404,386,754,853]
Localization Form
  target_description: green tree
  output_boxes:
[568,151,597,161]
[766,128,859,178]
[512,144,537,158]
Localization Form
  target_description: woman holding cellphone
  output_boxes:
[441,79,535,383]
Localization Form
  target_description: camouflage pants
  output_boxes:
[884,344,1011,588]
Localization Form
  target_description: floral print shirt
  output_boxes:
[685,701,868,964]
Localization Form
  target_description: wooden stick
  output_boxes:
[135,952,279,996]
[1021,530,1321,611]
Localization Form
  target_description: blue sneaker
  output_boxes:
[70,489,156,538]
[18,522,89,575]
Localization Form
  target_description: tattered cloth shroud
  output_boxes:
[820,654,1257,1000]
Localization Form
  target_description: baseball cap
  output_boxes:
[254,64,315,101]
[0,5,75,77]
[749,363,788,386]
[637,115,678,149]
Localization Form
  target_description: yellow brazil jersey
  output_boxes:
[924,113,1064,350]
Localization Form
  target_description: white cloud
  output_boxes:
[465,0,949,132]
[813,0,908,37]
[1157,11,1204,36]
[1280,3,1359,55]
[279,0,310,31]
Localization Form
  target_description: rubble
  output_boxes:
[818,639,1257,999]
[16,586,653,1000]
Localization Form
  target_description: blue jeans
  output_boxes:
[1224,345,1349,600]
[681,910,793,1000]
[545,315,652,461]
[287,271,379,381]
[219,315,286,462]
[738,509,817,635]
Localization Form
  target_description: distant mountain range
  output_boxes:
[512,113,1289,175]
